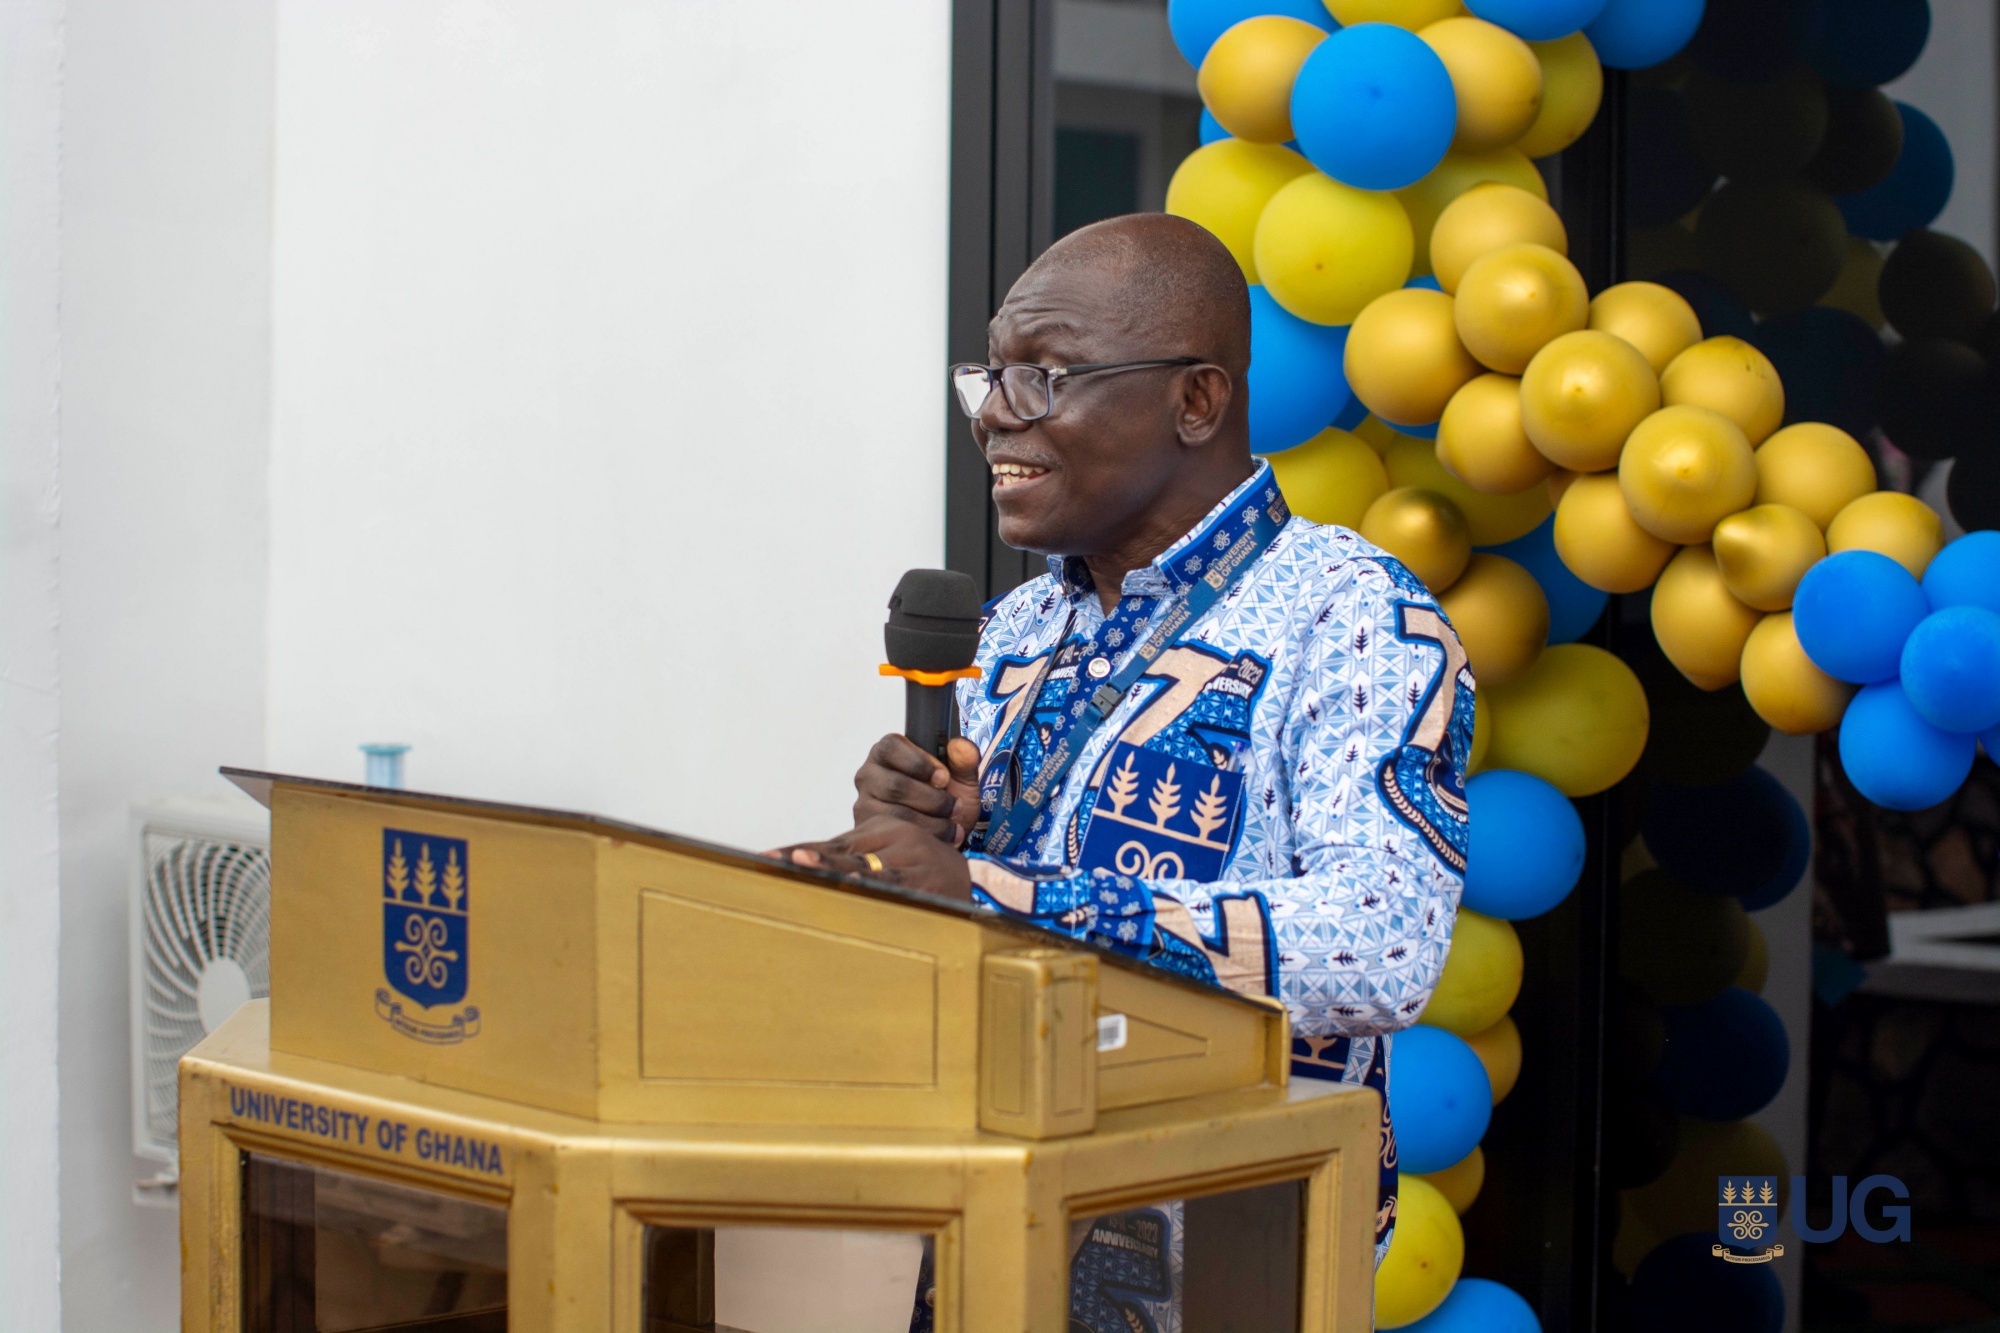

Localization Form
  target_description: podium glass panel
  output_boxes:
[643,1224,929,1333]
[1069,1179,1303,1332]
[241,1152,508,1332]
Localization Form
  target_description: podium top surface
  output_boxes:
[221,766,1266,1012]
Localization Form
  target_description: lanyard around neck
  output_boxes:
[981,489,1289,859]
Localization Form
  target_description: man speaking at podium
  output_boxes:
[782,214,1469,1320]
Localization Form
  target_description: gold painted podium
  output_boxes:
[181,770,1379,1332]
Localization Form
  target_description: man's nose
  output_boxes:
[976,384,1027,438]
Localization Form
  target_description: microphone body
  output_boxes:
[884,569,983,760]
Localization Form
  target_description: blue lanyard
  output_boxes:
[981,487,1289,859]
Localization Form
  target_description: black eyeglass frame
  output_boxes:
[949,357,1206,422]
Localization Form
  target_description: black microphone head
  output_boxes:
[886,568,982,671]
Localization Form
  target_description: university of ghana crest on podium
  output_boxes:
[376,827,482,1044]
[1714,1175,1785,1263]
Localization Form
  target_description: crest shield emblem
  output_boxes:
[1718,1176,1781,1258]
[382,829,469,1008]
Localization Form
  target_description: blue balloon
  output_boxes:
[1839,679,1977,810]
[1584,0,1706,69]
[1631,1233,1784,1333]
[1405,1278,1542,1333]
[1390,1025,1492,1175]
[1332,393,1370,430]
[1738,785,1813,913]
[1654,269,1758,341]
[1794,0,1930,90]
[1465,770,1585,920]
[1838,103,1952,242]
[1466,0,1607,41]
[1167,0,1336,68]
[1793,549,1930,684]
[1655,987,1789,1120]
[1199,106,1228,145]
[1406,274,1444,292]
[1248,285,1353,454]
[1901,606,2000,734]
[1923,531,2000,616]
[1399,418,1440,439]
[1480,516,1608,643]
[1750,306,1884,440]
[1644,767,1809,901]
[1291,24,1457,191]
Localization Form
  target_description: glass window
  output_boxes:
[1069,1179,1303,1332]
[642,1225,929,1333]
[1053,0,1202,237]
[242,1152,508,1332]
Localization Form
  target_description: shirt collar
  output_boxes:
[1048,460,1279,603]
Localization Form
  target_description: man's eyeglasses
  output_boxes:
[949,358,1203,423]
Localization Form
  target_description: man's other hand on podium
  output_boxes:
[852,734,981,847]
[769,816,974,903]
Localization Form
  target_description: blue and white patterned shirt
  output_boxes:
[959,461,1471,1086]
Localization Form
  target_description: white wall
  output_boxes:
[0,0,68,1323]
[56,1,277,1327]
[266,0,953,850]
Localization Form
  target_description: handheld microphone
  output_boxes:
[882,569,983,760]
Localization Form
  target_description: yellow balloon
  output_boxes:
[1619,404,1757,543]
[1754,423,1878,531]
[1588,282,1702,374]
[1255,172,1415,325]
[1660,336,1786,445]
[1826,490,1944,578]
[1197,16,1327,144]
[1613,1193,1665,1280]
[1375,1175,1465,1329]
[1712,503,1826,610]
[1627,222,1700,283]
[1346,288,1483,428]
[1397,146,1548,277]
[1484,642,1649,795]
[1469,690,1492,773]
[1431,183,1567,294]
[1362,487,1474,592]
[1384,434,1551,544]
[1628,1119,1789,1241]
[1455,242,1589,374]
[1326,0,1467,28]
[1165,139,1314,282]
[1438,553,1549,686]
[1464,1013,1522,1103]
[1553,472,1676,593]
[1425,908,1522,1036]
[1421,17,1544,153]
[1355,413,1412,456]
[1741,611,1858,735]
[1265,427,1390,529]
[1416,1145,1486,1215]
[1520,329,1661,472]
[1737,917,1770,993]
[1516,32,1603,158]
[1547,467,1583,507]
[1438,372,1555,494]
[1652,545,1763,690]
[1821,234,1886,328]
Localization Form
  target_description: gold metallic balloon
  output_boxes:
[1711,503,1826,610]
[1821,234,1886,328]
[1587,282,1702,374]
[1484,642,1650,796]
[1553,472,1676,593]
[1740,611,1858,735]
[1469,690,1492,773]
[1361,486,1474,592]
[1345,288,1483,428]
[1454,242,1590,374]
[1264,427,1389,530]
[1165,139,1314,281]
[1826,490,1944,578]
[1752,422,1878,530]
[1430,183,1567,294]
[1516,32,1602,159]
[1420,17,1544,153]
[1397,145,1548,277]
[1437,372,1555,494]
[1628,1119,1789,1242]
[1463,1014,1521,1103]
[1438,553,1549,686]
[1652,545,1763,690]
[1660,335,1785,444]
[1416,1145,1486,1215]
[1326,0,1467,27]
[1384,434,1551,544]
[1618,404,1757,543]
[1519,329,1661,471]
[1421,907,1522,1034]
[1196,16,1327,144]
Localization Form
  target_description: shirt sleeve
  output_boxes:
[964,555,1469,1040]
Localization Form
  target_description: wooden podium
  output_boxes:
[179,770,1380,1332]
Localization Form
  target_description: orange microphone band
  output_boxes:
[880,663,982,686]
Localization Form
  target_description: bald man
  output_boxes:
[781,215,1470,1324]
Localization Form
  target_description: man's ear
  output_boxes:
[1176,365,1234,446]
